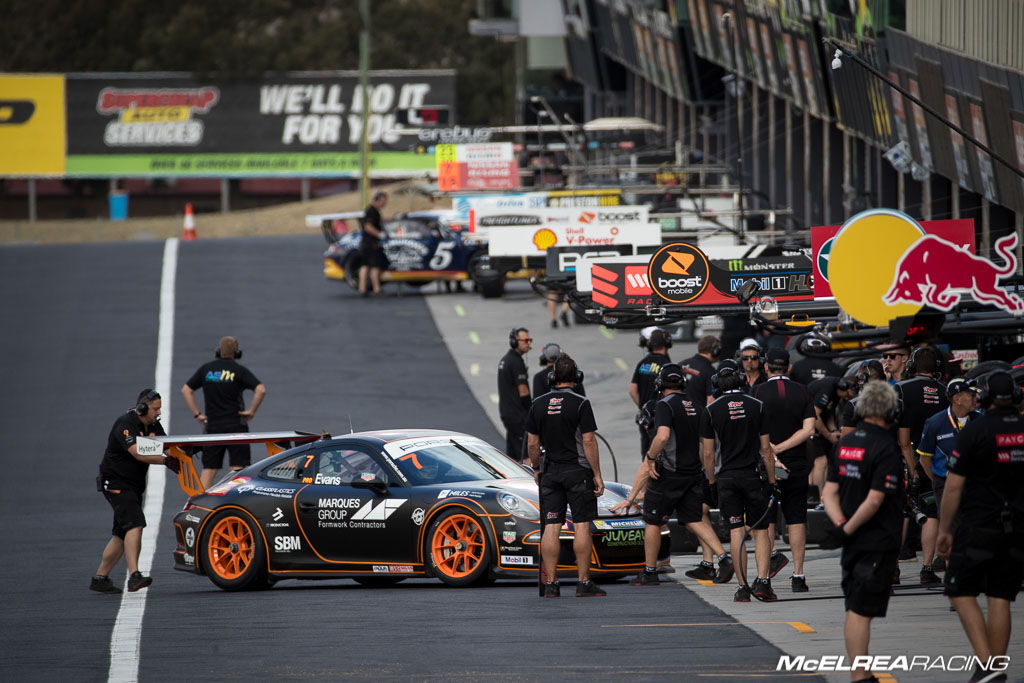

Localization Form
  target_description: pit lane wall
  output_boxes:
[0,70,455,178]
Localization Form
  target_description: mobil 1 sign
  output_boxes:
[485,207,659,257]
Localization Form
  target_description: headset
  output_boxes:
[509,327,529,349]
[654,363,685,394]
[710,363,740,391]
[135,389,160,417]
[905,345,941,379]
[887,397,904,425]
[709,338,722,360]
[645,327,672,351]
[547,357,584,389]
[214,338,243,359]
[737,342,764,365]
[836,378,853,392]
[853,359,885,388]
[976,371,1023,408]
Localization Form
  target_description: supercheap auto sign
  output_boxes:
[63,71,454,177]
[0,74,66,176]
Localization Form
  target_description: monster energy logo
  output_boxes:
[728,259,743,271]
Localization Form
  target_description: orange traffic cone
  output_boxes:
[182,203,197,241]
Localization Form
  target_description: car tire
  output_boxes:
[343,253,363,290]
[425,508,492,587]
[468,252,505,299]
[200,509,270,591]
[353,576,407,587]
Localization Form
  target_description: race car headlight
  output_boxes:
[497,492,539,520]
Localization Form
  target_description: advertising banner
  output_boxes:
[64,71,454,177]
[0,74,66,176]
[435,142,518,191]
[454,189,622,233]
[483,206,658,257]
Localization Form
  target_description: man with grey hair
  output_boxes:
[822,380,904,683]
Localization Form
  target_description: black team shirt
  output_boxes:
[99,411,167,491]
[679,353,714,405]
[809,376,845,426]
[361,205,382,248]
[827,422,903,551]
[498,349,529,422]
[526,388,598,471]
[700,389,768,475]
[896,375,948,447]
[632,352,671,407]
[753,376,815,472]
[653,392,702,476]
[948,407,1024,532]
[790,357,843,385]
[186,359,261,428]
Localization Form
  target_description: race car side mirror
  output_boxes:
[351,477,389,495]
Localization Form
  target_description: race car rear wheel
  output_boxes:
[200,510,269,591]
[426,509,491,587]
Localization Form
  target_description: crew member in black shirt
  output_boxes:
[753,349,816,592]
[840,361,887,437]
[700,364,777,602]
[629,328,671,458]
[91,389,180,594]
[738,339,768,391]
[620,364,731,586]
[533,342,585,397]
[808,376,855,502]
[680,335,721,406]
[498,327,532,462]
[895,346,948,582]
[182,336,266,489]
[527,354,606,598]
[358,190,388,296]
[938,371,1023,680]
[790,344,843,385]
[822,380,904,683]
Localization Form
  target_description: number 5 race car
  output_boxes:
[152,429,665,590]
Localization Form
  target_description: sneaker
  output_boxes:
[575,580,607,597]
[733,584,752,602]
[751,577,778,601]
[932,556,946,572]
[560,311,571,327]
[713,555,735,584]
[684,562,716,580]
[768,551,789,579]
[89,575,122,594]
[542,581,560,598]
[631,571,660,586]
[898,547,917,562]
[550,319,558,329]
[656,558,676,574]
[813,502,825,511]
[791,575,809,593]
[127,571,152,592]
[920,566,941,585]
[892,567,901,585]
[968,666,1008,682]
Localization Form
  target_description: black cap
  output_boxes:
[766,348,790,367]
[987,371,1017,401]
[945,378,975,399]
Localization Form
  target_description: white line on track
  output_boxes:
[108,238,178,683]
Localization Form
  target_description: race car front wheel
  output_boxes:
[426,509,492,587]
[200,509,270,591]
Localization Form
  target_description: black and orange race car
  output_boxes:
[151,429,666,591]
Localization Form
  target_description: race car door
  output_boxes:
[294,444,417,565]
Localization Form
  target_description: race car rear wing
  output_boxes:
[137,431,326,497]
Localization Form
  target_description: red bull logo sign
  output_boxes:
[829,209,1022,326]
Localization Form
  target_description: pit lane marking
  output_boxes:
[601,621,816,634]
[599,325,614,339]
[613,357,629,371]
[489,393,500,404]
[468,330,480,344]
[470,363,480,376]
[454,304,466,317]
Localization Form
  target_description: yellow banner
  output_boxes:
[0,75,66,175]
[120,106,191,123]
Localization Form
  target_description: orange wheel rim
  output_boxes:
[207,516,254,580]
[431,514,485,578]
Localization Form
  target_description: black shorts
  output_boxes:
[915,465,937,519]
[701,476,715,508]
[502,417,526,463]
[539,467,597,525]
[932,476,946,512]
[841,547,899,617]
[103,488,146,539]
[945,526,1024,601]
[718,470,770,530]
[358,244,386,270]
[776,469,809,525]
[808,435,831,462]
[642,472,703,525]
[201,422,251,469]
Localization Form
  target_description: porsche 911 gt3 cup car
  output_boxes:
[159,429,665,590]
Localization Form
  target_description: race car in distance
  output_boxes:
[318,210,487,290]
[169,429,664,590]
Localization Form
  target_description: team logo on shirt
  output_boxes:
[995,432,1024,463]
[547,397,564,415]
[884,473,899,490]
[838,446,865,461]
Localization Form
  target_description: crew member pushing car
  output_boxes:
[527,354,606,598]
[91,389,180,594]
[181,336,266,489]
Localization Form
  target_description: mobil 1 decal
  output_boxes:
[647,242,710,304]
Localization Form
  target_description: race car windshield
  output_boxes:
[389,440,525,485]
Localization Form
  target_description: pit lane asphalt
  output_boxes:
[0,235,813,681]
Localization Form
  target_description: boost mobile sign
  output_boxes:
[483,207,659,257]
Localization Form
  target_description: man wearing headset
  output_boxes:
[894,346,948,583]
[181,336,266,489]
[628,328,672,458]
[680,335,721,406]
[840,361,887,437]
[533,342,585,397]
[526,354,606,598]
[938,371,1023,683]
[498,327,532,462]
[738,339,768,391]
[821,381,904,683]
[92,389,180,594]
[701,363,777,602]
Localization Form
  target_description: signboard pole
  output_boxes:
[359,0,372,208]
